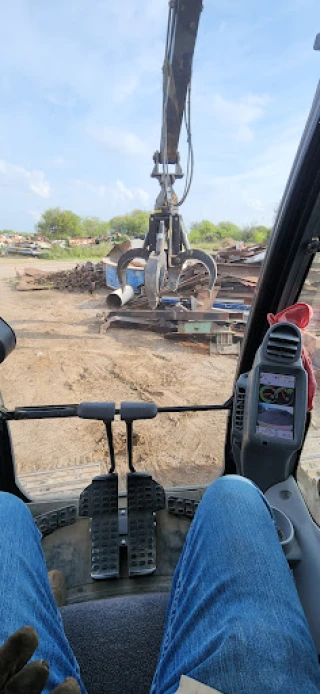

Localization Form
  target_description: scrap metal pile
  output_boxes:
[15,262,105,293]
[103,244,265,353]
[104,263,246,354]
[13,243,265,354]
[215,243,266,264]
[0,234,51,257]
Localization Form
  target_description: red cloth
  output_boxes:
[267,303,316,411]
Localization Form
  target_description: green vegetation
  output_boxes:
[80,217,110,237]
[41,244,112,261]
[241,225,272,244]
[34,208,150,240]
[36,208,82,238]
[108,210,149,238]
[189,220,271,245]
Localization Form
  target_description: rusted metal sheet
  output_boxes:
[110,309,244,322]
[217,263,261,280]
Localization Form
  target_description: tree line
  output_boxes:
[189,220,272,245]
[35,208,150,241]
[1,208,272,245]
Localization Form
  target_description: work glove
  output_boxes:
[0,626,80,694]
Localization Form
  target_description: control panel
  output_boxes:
[232,322,307,491]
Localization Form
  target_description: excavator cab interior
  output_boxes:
[1,5,320,694]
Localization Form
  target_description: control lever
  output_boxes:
[120,402,158,472]
[126,421,134,472]
[77,401,116,473]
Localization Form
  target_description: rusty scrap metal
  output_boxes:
[107,309,244,322]
[16,261,105,293]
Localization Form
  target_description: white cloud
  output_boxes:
[199,114,305,226]
[115,180,134,200]
[209,93,268,143]
[72,178,150,208]
[135,188,150,206]
[242,194,265,214]
[28,209,42,221]
[113,76,139,104]
[88,126,149,157]
[52,156,65,167]
[0,160,51,198]
[114,180,150,206]
[72,179,101,196]
[45,94,62,106]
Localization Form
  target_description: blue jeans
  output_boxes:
[0,478,320,694]
[0,492,86,694]
[151,476,320,694]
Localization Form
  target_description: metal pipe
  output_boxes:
[0,399,233,422]
[106,285,134,310]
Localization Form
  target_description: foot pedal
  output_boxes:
[34,505,77,537]
[167,495,200,520]
[127,473,163,577]
[79,472,165,580]
[80,474,119,580]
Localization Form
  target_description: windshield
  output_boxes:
[0,1,317,497]
[1,266,242,494]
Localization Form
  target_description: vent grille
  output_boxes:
[266,325,300,362]
[234,387,246,431]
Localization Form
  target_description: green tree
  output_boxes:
[81,217,110,237]
[35,208,82,238]
[241,225,272,244]
[108,210,149,238]
[189,220,219,243]
[216,221,242,240]
[189,220,244,243]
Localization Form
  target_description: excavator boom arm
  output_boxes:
[161,0,203,164]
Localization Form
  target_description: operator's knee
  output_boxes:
[0,492,33,527]
[203,474,259,504]
[200,475,272,520]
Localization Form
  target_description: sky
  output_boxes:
[0,0,319,232]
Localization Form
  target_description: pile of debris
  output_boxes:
[0,235,51,257]
[16,262,105,293]
[215,243,266,264]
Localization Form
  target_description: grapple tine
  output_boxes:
[176,249,217,290]
[116,249,150,290]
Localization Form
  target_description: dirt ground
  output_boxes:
[0,259,236,493]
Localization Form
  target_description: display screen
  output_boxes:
[256,372,295,440]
